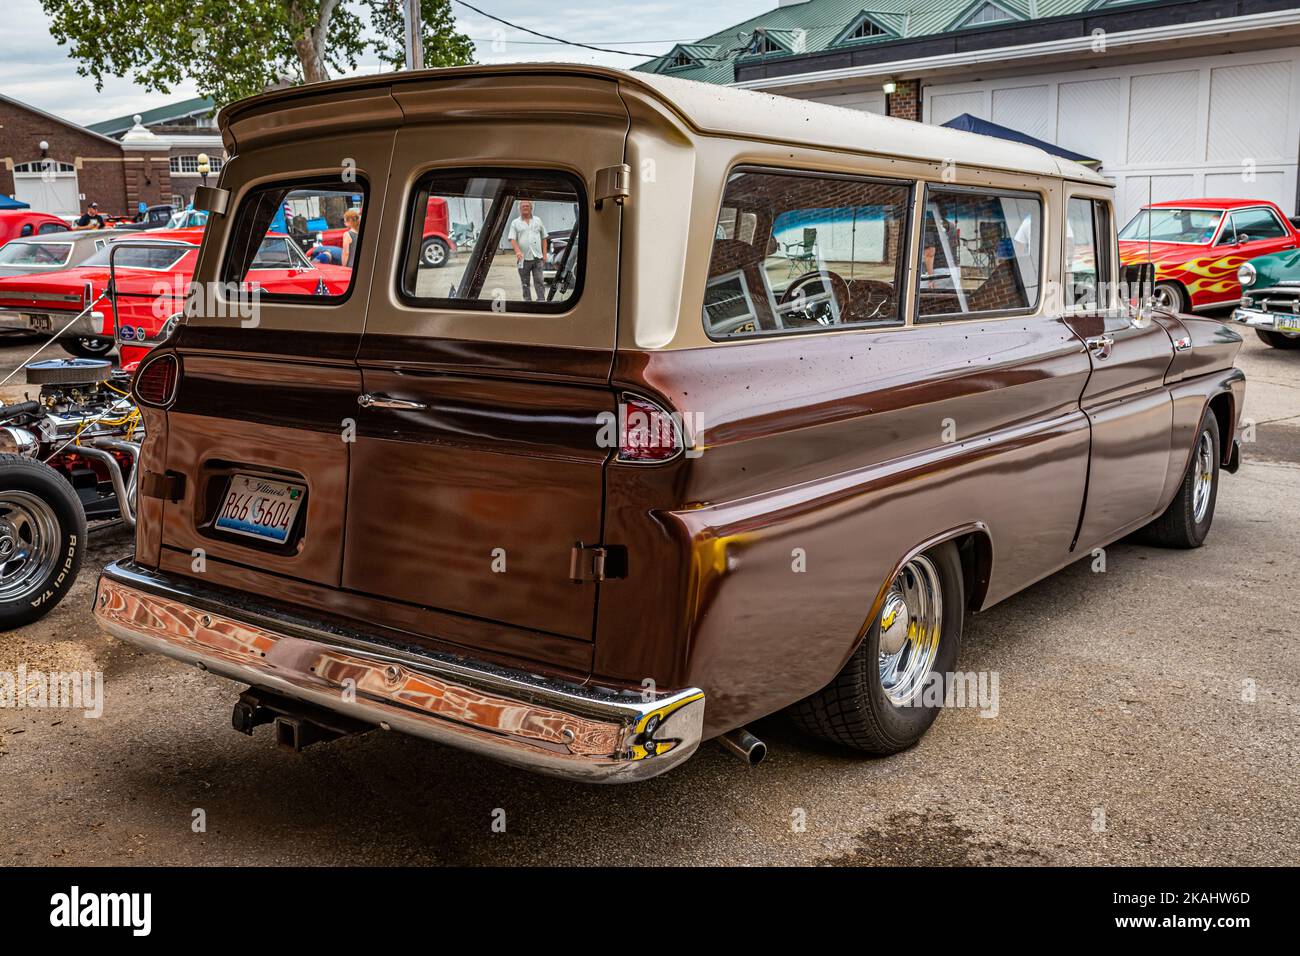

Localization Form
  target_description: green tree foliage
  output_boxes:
[42,0,476,106]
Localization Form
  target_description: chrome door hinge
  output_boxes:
[569,543,627,582]
[594,164,631,210]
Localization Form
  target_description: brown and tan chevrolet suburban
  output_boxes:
[94,64,1245,783]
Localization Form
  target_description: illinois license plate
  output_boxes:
[1276,314,1300,332]
[215,475,305,543]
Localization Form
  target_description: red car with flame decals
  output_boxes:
[1118,198,1300,313]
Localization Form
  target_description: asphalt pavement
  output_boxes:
[1,329,1297,865]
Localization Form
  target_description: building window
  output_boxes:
[750,32,784,55]
[960,3,1017,28]
[665,50,695,69]
[13,160,74,173]
[848,20,885,40]
[169,155,222,175]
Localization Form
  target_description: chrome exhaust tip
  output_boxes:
[718,727,767,766]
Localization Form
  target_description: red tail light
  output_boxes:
[134,354,179,407]
[618,394,683,463]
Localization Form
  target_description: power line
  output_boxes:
[453,0,658,56]
[468,38,689,46]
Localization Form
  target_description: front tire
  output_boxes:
[62,336,114,359]
[1255,329,1300,350]
[0,455,86,629]
[1139,408,1220,548]
[1154,282,1189,314]
[790,542,964,754]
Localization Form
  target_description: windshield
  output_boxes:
[250,236,311,269]
[1119,208,1223,244]
[80,244,191,270]
[0,241,73,267]
[167,209,208,229]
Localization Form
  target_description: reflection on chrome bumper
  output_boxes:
[0,310,101,336]
[1233,307,1300,332]
[93,561,704,783]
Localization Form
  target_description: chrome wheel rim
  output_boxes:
[1153,285,1180,312]
[1192,430,1215,523]
[0,490,61,604]
[423,242,445,266]
[878,555,944,706]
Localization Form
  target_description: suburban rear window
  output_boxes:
[917,186,1043,320]
[398,168,585,313]
[221,177,367,303]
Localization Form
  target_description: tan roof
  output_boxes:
[219,63,1107,185]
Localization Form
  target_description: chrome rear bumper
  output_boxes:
[93,560,705,783]
[0,309,101,336]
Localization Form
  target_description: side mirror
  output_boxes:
[1121,261,1156,319]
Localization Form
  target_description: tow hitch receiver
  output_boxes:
[232,688,375,752]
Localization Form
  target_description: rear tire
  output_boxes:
[0,455,86,629]
[62,336,115,359]
[1139,408,1220,549]
[790,541,964,754]
[1255,329,1300,350]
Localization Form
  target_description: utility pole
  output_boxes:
[403,0,424,71]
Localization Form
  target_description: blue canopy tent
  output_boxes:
[940,114,1101,168]
[0,194,31,210]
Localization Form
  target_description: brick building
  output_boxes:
[0,93,133,218]
[0,94,226,221]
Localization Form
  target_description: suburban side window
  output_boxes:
[1231,207,1287,242]
[1065,198,1113,310]
[221,177,367,302]
[1065,198,1098,309]
[703,168,912,339]
[399,169,584,313]
[917,186,1043,320]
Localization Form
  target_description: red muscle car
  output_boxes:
[1119,198,1300,313]
[0,227,352,363]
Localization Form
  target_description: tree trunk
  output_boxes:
[292,0,340,84]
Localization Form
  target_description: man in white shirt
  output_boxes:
[509,200,549,302]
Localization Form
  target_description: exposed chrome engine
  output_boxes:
[0,358,142,525]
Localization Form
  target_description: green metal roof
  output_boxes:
[87,96,217,136]
[636,0,1147,83]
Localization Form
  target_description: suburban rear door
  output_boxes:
[154,91,399,589]
[342,74,627,648]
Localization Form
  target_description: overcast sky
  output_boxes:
[0,0,765,126]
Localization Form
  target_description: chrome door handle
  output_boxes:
[1085,335,1114,359]
[358,393,427,410]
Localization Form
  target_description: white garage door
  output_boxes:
[12,161,79,219]
[793,89,886,115]
[923,48,1300,223]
